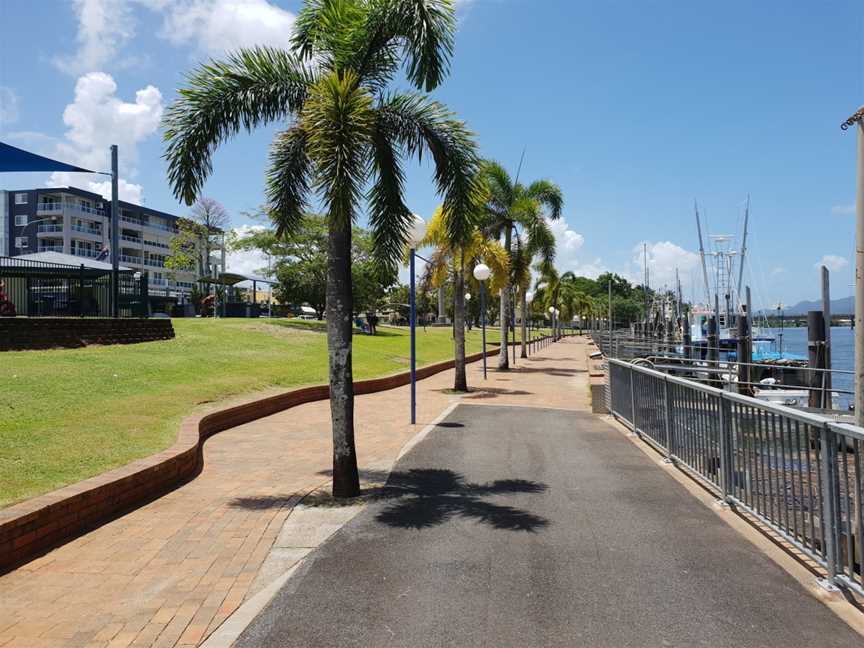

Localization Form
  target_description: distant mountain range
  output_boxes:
[759,296,855,317]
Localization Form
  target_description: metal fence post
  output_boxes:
[662,376,674,462]
[79,264,85,317]
[718,395,732,502]
[629,366,639,436]
[820,424,839,583]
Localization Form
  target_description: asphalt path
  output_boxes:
[236,404,861,648]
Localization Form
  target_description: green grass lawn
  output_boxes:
[0,318,552,507]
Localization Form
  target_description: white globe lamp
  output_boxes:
[473,263,491,282]
[408,213,426,248]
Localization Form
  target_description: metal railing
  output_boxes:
[0,256,148,318]
[607,357,864,594]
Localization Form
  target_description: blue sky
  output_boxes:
[1,0,863,307]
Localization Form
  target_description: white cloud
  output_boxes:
[631,241,700,291]
[831,204,855,216]
[0,87,19,127]
[55,0,138,75]
[46,173,145,204]
[815,254,848,272]
[226,224,272,277]
[541,217,609,279]
[57,72,163,173]
[23,73,163,204]
[158,0,297,56]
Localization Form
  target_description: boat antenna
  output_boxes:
[736,195,749,305]
[695,201,711,302]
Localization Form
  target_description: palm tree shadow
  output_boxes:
[374,469,549,532]
[230,469,550,534]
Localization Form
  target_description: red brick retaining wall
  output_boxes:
[0,341,539,573]
[0,318,175,351]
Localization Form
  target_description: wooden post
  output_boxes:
[807,310,827,408]
[736,310,751,395]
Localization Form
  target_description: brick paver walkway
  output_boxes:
[0,337,589,648]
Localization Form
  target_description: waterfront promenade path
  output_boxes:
[236,406,863,648]
[0,338,588,648]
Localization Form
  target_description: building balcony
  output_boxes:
[121,234,142,245]
[36,224,64,234]
[71,248,100,259]
[37,202,104,218]
[37,244,64,253]
[119,254,143,265]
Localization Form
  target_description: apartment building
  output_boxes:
[0,187,221,302]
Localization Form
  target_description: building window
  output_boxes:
[15,237,28,248]
[14,193,28,205]
[14,214,28,226]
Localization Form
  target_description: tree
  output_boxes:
[479,160,562,369]
[190,197,230,278]
[421,206,508,391]
[163,0,478,498]
[233,214,398,323]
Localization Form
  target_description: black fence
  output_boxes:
[0,256,148,318]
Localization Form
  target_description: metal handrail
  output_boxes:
[606,357,864,594]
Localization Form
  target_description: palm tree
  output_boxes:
[421,207,508,390]
[570,291,593,333]
[479,160,562,369]
[162,0,478,498]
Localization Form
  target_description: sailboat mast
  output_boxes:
[736,195,750,305]
[695,202,711,302]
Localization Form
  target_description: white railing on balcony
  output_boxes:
[121,234,142,244]
[71,248,100,259]
[38,202,104,217]
[121,215,145,226]
[119,254,142,264]
[147,259,166,268]
[37,223,64,233]
[72,224,102,236]
[38,245,64,253]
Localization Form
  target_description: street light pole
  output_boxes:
[110,144,119,319]
[407,214,426,425]
[410,246,416,424]
[844,108,864,425]
[473,263,491,380]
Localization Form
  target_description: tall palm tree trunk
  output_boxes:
[498,226,511,369]
[520,289,528,358]
[327,220,360,498]
[453,253,468,391]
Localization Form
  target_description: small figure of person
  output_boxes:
[0,280,16,317]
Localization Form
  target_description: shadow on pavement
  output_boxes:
[230,468,550,533]
[374,468,550,532]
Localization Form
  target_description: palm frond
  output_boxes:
[377,91,480,246]
[301,70,374,229]
[479,160,515,217]
[266,126,312,238]
[390,0,456,91]
[525,179,563,220]
[368,109,413,268]
[163,47,313,205]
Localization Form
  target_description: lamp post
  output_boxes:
[525,290,534,355]
[408,214,427,424]
[473,262,491,379]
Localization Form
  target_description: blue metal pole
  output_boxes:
[481,281,487,380]
[410,248,417,424]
